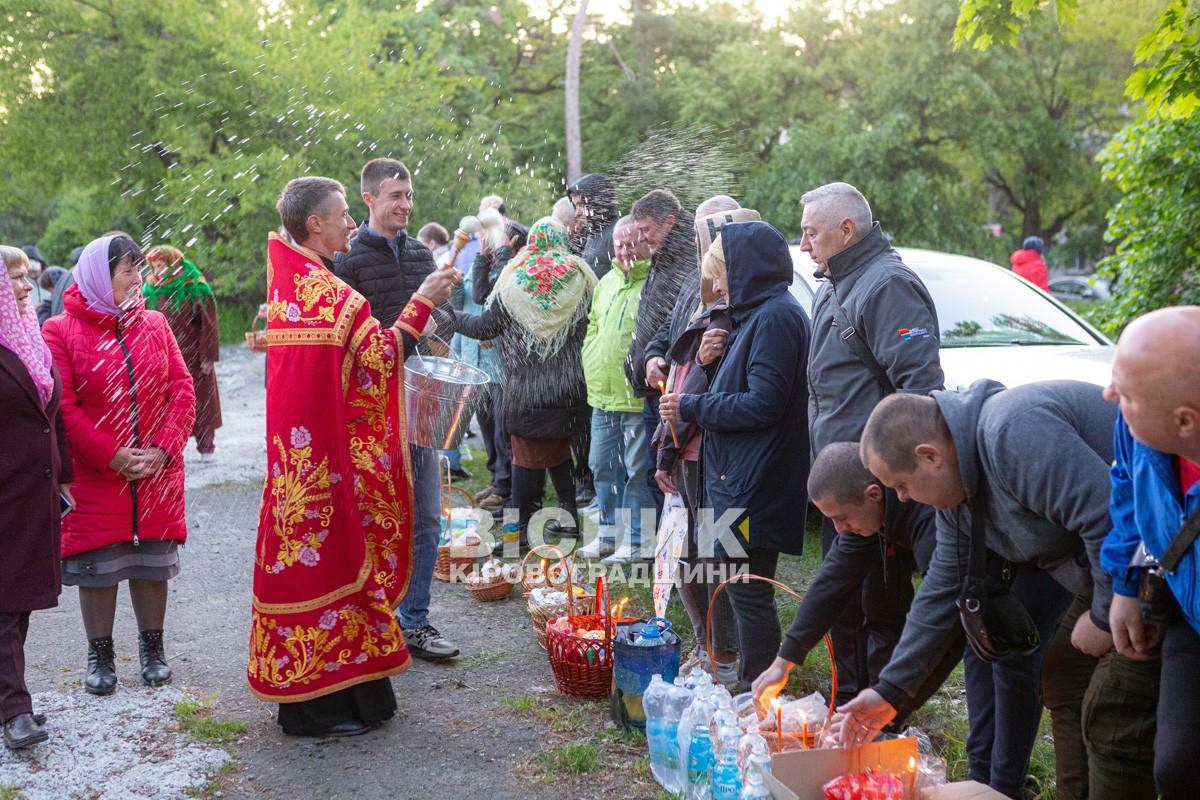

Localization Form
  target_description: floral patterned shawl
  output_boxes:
[489,216,596,360]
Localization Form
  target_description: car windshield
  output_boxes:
[916,258,1098,347]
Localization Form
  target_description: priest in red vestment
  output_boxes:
[249,176,459,737]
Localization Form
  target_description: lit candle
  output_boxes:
[657,381,680,448]
[771,700,782,752]
[907,756,916,799]
[800,711,808,747]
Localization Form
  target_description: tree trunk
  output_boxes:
[1022,195,1041,241]
[565,0,588,185]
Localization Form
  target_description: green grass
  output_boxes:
[534,741,601,775]
[185,760,239,799]
[0,786,25,800]
[458,648,505,670]
[501,694,538,713]
[173,693,248,746]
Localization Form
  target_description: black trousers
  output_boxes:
[821,516,914,703]
[0,611,32,724]
[718,547,780,693]
[511,460,577,543]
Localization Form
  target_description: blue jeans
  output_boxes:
[589,409,651,549]
[963,565,1073,799]
[396,445,442,630]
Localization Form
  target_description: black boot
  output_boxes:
[139,629,172,686]
[85,636,117,695]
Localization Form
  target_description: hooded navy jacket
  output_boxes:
[677,221,811,555]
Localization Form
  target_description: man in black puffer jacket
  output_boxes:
[335,161,456,350]
[333,158,460,663]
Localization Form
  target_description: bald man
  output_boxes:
[1101,306,1200,800]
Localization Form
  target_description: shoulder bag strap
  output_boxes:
[827,288,895,396]
[1160,502,1200,574]
[967,485,988,580]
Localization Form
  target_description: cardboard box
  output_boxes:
[754,740,1008,800]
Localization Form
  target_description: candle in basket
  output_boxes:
[769,699,782,752]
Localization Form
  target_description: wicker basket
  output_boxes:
[433,480,480,583]
[465,573,514,602]
[524,545,593,649]
[464,561,516,602]
[245,306,268,353]
[433,541,484,583]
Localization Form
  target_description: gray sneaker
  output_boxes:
[402,624,460,661]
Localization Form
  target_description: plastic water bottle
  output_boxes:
[633,617,673,646]
[736,732,771,778]
[684,665,715,690]
[711,724,744,800]
[644,675,686,793]
[686,695,716,799]
[738,755,773,800]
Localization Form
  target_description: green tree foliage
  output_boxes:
[955,0,1200,118]
[0,0,1159,307]
[1090,117,1200,333]
[747,0,1143,263]
[954,0,1200,327]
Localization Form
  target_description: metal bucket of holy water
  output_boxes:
[404,350,490,450]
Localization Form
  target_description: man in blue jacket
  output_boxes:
[1101,307,1200,800]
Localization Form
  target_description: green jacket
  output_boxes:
[582,258,650,412]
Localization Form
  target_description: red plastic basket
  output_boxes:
[545,577,635,699]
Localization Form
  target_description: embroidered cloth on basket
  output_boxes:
[248,232,432,703]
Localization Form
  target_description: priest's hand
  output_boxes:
[417,267,460,306]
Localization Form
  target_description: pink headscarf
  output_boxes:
[0,251,55,408]
[74,235,124,316]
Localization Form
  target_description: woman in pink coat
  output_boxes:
[42,235,195,695]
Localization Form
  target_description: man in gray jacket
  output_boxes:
[801,182,944,704]
[843,380,1155,799]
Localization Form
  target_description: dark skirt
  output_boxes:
[61,540,180,588]
[276,677,397,736]
[510,435,571,469]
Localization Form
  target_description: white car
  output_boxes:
[787,247,1115,390]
